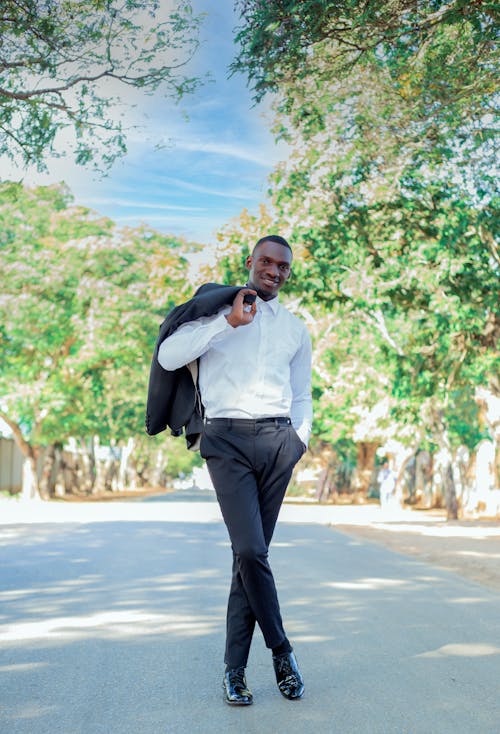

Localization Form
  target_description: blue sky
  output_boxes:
[3,2,287,248]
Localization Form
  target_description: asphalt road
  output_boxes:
[1,492,499,734]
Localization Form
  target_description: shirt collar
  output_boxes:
[257,295,280,314]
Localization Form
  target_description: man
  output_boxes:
[158,235,312,705]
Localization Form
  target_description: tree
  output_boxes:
[269,117,499,516]
[233,0,499,203]
[0,0,204,170]
[0,180,198,497]
[212,206,415,499]
[230,1,500,517]
[233,1,498,108]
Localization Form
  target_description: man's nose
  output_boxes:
[265,263,280,278]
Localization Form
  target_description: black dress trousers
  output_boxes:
[200,417,305,669]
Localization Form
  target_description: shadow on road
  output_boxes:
[1,515,499,733]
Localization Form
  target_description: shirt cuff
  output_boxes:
[294,425,310,449]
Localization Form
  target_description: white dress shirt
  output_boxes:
[158,295,312,446]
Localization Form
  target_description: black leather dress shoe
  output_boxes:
[272,651,304,700]
[223,667,253,705]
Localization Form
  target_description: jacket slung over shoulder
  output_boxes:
[145,283,242,448]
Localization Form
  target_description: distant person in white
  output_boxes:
[158,235,312,706]
[378,459,397,508]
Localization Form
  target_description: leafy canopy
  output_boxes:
[229,0,500,455]
[233,0,499,176]
[0,0,204,169]
[0,180,193,446]
[233,1,498,103]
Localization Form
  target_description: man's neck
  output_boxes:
[246,281,278,302]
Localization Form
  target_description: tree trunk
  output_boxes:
[314,466,330,501]
[62,449,82,495]
[415,450,433,508]
[118,438,135,491]
[91,436,106,493]
[39,444,57,499]
[443,460,459,520]
[21,455,39,500]
[475,386,500,490]
[431,408,459,520]
[73,438,94,494]
[142,447,165,487]
[0,411,41,500]
[87,437,97,491]
[352,441,378,496]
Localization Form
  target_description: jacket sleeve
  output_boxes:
[145,284,242,437]
[158,309,233,371]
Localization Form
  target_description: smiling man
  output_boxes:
[157,235,312,705]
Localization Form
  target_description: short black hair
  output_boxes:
[253,234,292,255]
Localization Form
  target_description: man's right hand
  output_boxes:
[225,288,257,328]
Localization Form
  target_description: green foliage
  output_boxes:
[234,1,498,116]
[0,0,204,169]
[0,181,192,448]
[134,432,202,483]
[229,0,500,457]
[161,435,203,480]
[234,1,499,202]
[207,205,275,285]
[310,306,394,443]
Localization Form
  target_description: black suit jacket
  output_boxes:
[145,283,242,447]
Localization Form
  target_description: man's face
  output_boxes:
[245,240,292,301]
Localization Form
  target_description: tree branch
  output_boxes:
[0,70,114,99]
[0,410,34,459]
[360,308,406,356]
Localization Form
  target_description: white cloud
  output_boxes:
[150,174,262,200]
[81,197,208,212]
[170,139,283,168]
[115,213,218,224]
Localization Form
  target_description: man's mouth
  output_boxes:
[262,278,279,287]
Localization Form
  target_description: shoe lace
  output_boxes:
[274,655,294,677]
[228,667,246,687]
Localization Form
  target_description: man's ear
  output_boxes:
[245,255,253,270]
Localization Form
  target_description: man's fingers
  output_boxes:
[228,288,257,324]
[235,287,257,301]
[232,288,257,311]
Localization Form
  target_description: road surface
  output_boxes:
[1,490,499,733]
